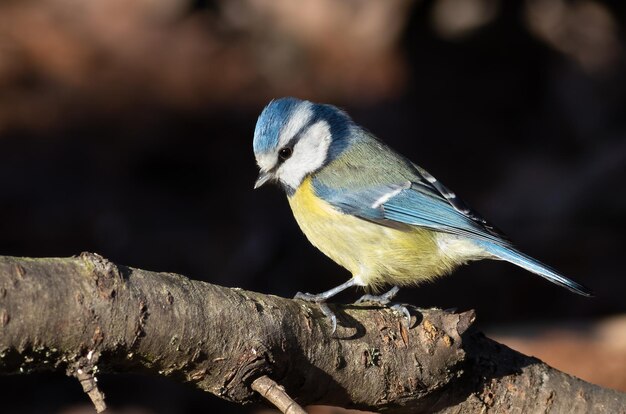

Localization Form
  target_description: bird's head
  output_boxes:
[253,97,354,193]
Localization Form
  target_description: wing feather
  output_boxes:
[313,172,509,244]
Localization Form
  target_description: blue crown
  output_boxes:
[253,97,303,154]
[253,97,355,156]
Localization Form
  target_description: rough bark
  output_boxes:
[0,253,623,413]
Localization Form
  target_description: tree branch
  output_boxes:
[71,350,106,413]
[0,253,623,413]
[251,375,306,414]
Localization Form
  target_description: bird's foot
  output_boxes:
[355,286,411,328]
[355,285,400,305]
[294,291,326,303]
[294,291,338,333]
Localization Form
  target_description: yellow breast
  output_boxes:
[287,177,460,290]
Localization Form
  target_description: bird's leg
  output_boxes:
[356,286,411,328]
[294,278,357,333]
[295,278,357,302]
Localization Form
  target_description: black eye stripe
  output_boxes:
[277,119,315,163]
[280,120,313,151]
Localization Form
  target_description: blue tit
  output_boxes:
[253,97,592,330]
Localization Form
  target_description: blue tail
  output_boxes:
[474,240,593,297]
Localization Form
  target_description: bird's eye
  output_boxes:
[278,147,293,161]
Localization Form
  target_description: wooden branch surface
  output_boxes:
[0,254,624,413]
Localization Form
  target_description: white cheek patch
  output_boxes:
[277,120,331,189]
[277,102,313,149]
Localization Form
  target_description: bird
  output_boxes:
[252,97,592,332]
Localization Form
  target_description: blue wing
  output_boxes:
[312,171,593,296]
[313,175,505,244]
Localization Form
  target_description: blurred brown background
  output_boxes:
[1,0,625,413]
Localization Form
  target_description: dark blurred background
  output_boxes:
[1,0,625,412]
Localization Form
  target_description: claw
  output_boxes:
[294,291,341,333]
[390,304,412,328]
[319,303,337,333]
[292,279,359,333]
